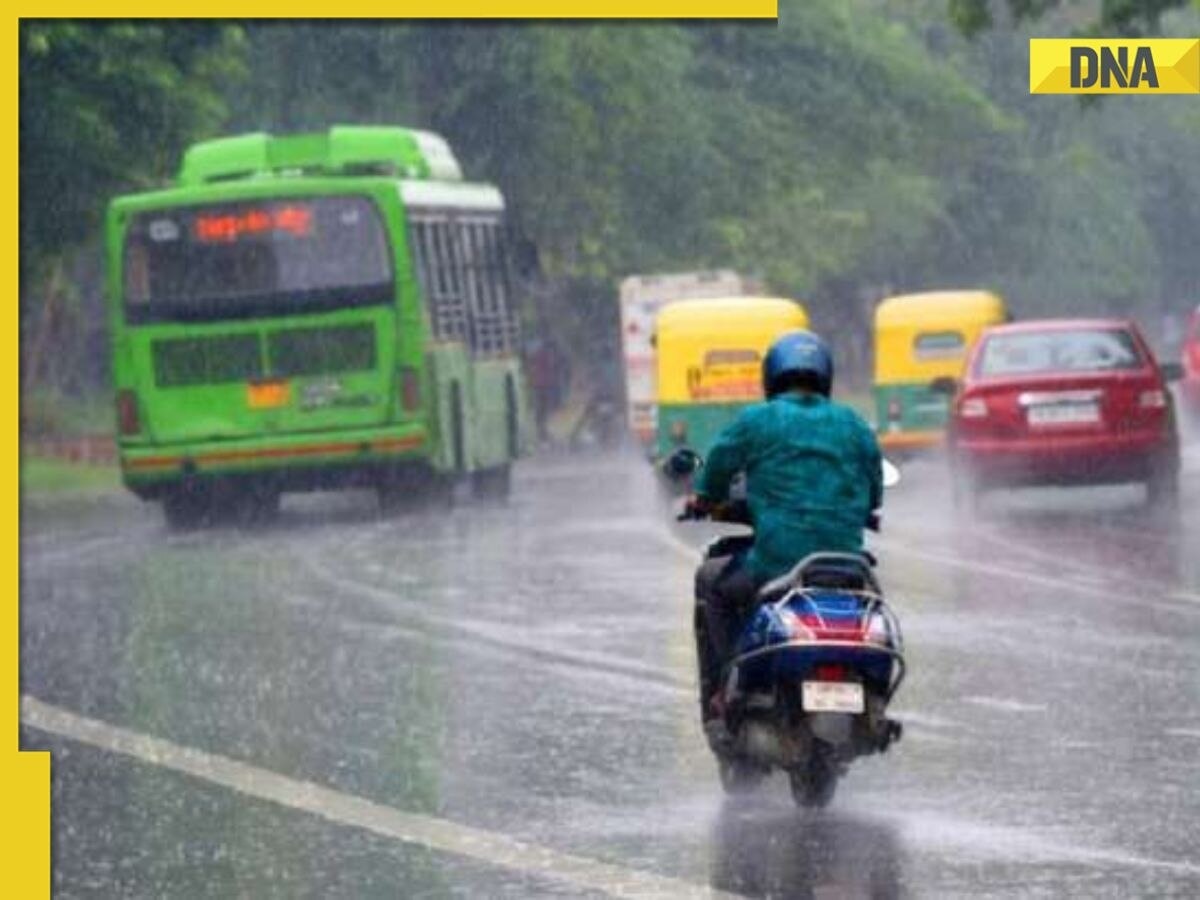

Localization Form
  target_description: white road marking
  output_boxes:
[1164,727,1200,740]
[875,537,1200,611]
[298,555,695,697]
[868,807,1200,877]
[962,695,1048,714]
[21,696,737,900]
[650,525,1200,612]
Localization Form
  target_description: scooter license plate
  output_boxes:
[802,681,864,713]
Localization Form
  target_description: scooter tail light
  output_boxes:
[865,612,890,645]
[812,664,847,682]
[116,389,140,436]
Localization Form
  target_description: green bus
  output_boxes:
[107,125,529,527]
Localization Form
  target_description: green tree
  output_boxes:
[19,22,245,393]
[949,0,1195,34]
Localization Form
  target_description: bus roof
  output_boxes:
[656,297,808,335]
[874,290,1006,328]
[177,125,463,187]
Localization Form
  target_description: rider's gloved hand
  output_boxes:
[680,494,714,520]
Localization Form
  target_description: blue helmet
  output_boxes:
[762,330,833,398]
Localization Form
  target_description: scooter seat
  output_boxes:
[758,552,880,601]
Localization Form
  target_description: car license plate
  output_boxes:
[247,380,291,409]
[802,681,864,713]
[1027,402,1099,426]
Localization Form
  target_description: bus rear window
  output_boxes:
[123,196,392,322]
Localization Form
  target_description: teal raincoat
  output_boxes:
[696,392,883,580]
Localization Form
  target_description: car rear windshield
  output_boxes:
[123,195,392,323]
[977,329,1144,377]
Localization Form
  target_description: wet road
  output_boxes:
[20,439,1200,897]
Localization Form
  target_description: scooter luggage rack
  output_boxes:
[729,586,907,701]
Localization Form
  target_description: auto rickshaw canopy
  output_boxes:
[655,297,810,405]
[874,290,1007,384]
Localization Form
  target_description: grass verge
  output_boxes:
[20,456,120,495]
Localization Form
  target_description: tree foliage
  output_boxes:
[20,22,243,282]
[17,6,1200,398]
[949,0,1195,35]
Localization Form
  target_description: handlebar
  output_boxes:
[676,499,753,524]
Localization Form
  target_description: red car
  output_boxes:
[1183,305,1200,418]
[944,318,1182,510]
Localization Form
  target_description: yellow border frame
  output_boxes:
[10,15,50,897]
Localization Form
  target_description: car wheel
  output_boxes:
[951,460,982,516]
[1145,456,1180,517]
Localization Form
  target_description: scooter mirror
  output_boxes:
[662,447,703,480]
[882,458,901,488]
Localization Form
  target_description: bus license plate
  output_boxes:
[1027,402,1099,426]
[802,681,864,713]
[247,380,291,409]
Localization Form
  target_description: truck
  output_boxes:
[618,270,760,448]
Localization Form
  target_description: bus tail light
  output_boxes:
[398,368,421,412]
[887,397,901,422]
[117,389,141,435]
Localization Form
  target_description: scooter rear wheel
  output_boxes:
[789,749,839,808]
[717,757,766,795]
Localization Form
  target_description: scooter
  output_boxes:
[673,451,905,807]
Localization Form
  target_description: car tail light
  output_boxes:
[959,397,988,419]
[116,390,140,436]
[887,397,901,422]
[1139,389,1167,409]
[398,368,421,412]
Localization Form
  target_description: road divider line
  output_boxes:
[21,696,738,900]
[299,555,695,696]
[647,525,1200,612]
[874,537,1200,609]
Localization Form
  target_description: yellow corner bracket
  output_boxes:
[10,13,51,896]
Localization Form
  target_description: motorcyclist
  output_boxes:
[686,330,883,727]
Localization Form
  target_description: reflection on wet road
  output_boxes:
[20,444,1200,897]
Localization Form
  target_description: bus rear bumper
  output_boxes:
[119,424,429,496]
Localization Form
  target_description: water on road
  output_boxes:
[20,446,1200,897]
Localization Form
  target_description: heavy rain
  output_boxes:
[18,7,1200,898]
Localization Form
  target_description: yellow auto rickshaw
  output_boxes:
[873,290,1008,452]
[655,297,810,461]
